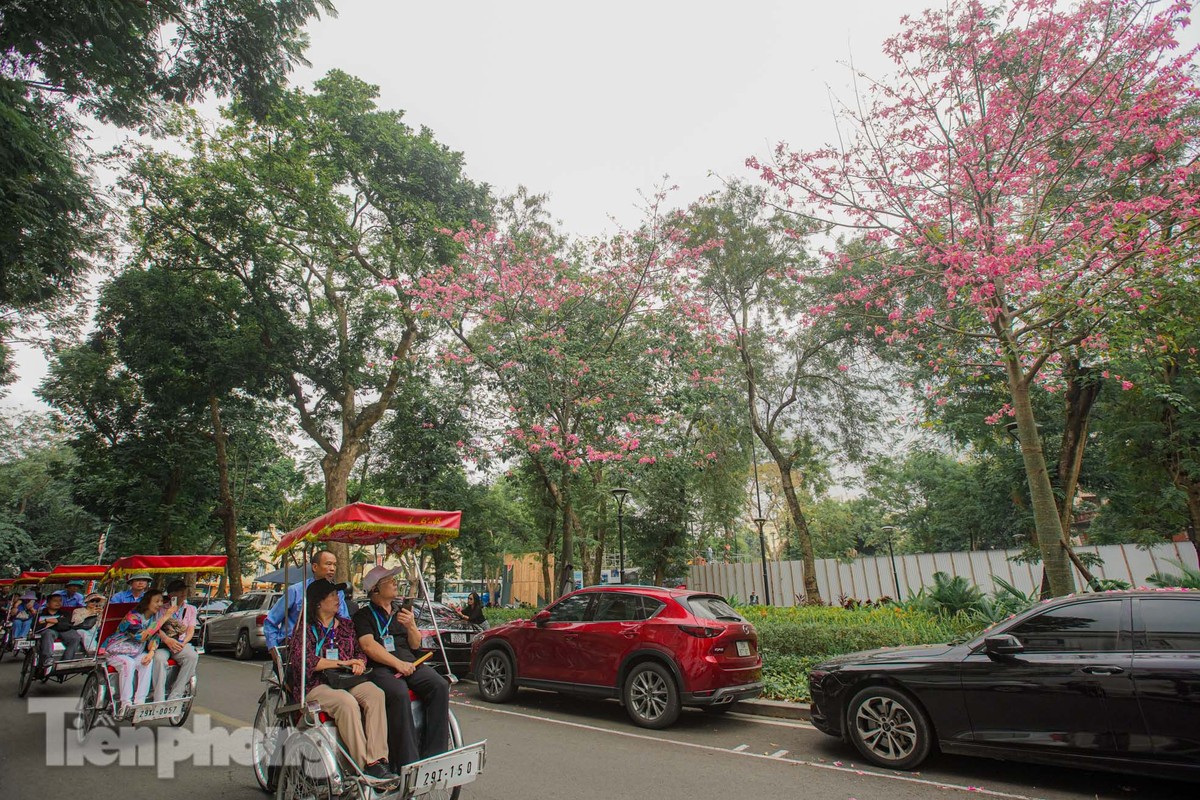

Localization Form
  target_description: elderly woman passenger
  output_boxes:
[287,578,395,782]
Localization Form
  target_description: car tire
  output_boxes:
[846,685,933,770]
[235,629,253,661]
[201,626,212,653]
[476,649,517,703]
[623,661,680,729]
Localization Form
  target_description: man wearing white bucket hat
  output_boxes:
[352,564,450,770]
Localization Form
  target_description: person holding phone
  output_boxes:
[353,565,450,771]
[151,579,200,702]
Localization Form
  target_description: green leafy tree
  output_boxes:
[686,182,883,601]
[0,0,334,382]
[122,72,490,582]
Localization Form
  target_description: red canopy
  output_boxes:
[0,578,15,587]
[274,502,461,557]
[41,564,110,583]
[105,555,228,582]
[13,571,50,585]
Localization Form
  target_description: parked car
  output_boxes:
[413,599,480,678]
[808,590,1200,781]
[470,586,763,729]
[193,598,231,644]
[200,591,280,660]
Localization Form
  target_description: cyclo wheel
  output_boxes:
[253,685,286,792]
[168,676,196,727]
[274,731,334,800]
[17,647,36,697]
[421,709,465,800]
[75,671,108,743]
[0,629,9,663]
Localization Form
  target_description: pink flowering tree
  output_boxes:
[414,193,723,597]
[750,0,1200,596]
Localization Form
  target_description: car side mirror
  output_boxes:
[533,610,551,627]
[984,634,1024,658]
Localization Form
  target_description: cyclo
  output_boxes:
[2,571,49,662]
[0,577,16,660]
[75,554,228,736]
[17,564,109,697]
[251,502,486,800]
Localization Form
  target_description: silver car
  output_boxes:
[200,592,280,660]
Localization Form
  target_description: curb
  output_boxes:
[453,676,810,722]
[738,698,811,721]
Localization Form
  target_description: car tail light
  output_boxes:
[678,624,722,638]
[255,614,267,626]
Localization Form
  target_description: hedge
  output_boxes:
[483,603,987,703]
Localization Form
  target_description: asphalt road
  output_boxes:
[0,652,1193,800]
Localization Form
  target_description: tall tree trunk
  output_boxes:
[1055,361,1101,537]
[1005,357,1076,596]
[321,444,359,586]
[210,395,243,600]
[772,460,819,602]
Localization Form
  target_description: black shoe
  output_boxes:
[364,761,397,781]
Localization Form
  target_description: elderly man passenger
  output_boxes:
[353,565,450,770]
[152,579,200,702]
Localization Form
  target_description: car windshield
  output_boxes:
[686,595,744,622]
[413,601,463,625]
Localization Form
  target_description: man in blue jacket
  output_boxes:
[263,550,350,649]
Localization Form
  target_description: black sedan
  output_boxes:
[413,600,482,678]
[808,590,1200,781]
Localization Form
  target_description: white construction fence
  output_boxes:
[686,541,1199,606]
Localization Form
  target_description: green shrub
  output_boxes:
[1147,559,1200,589]
[739,604,988,702]
[483,607,533,626]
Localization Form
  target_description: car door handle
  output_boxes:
[1080,665,1125,675]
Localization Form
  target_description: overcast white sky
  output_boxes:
[5,0,1199,411]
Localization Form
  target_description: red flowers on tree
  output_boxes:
[750,0,1200,595]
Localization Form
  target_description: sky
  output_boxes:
[5,0,1199,411]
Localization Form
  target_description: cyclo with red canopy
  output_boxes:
[2,571,49,660]
[16,564,109,697]
[74,554,227,736]
[252,502,486,800]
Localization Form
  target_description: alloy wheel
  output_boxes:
[854,695,919,761]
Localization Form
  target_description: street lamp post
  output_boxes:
[611,487,630,584]
[753,516,771,606]
[881,525,901,600]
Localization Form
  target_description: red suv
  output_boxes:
[470,586,763,728]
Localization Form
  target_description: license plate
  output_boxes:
[407,742,485,795]
[15,639,33,651]
[736,641,751,657]
[131,699,187,724]
[450,633,469,644]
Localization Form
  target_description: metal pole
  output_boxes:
[753,517,770,606]
[611,488,630,584]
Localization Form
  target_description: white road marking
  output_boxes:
[769,749,788,758]
[191,705,252,728]
[451,701,1048,800]
[732,743,749,752]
